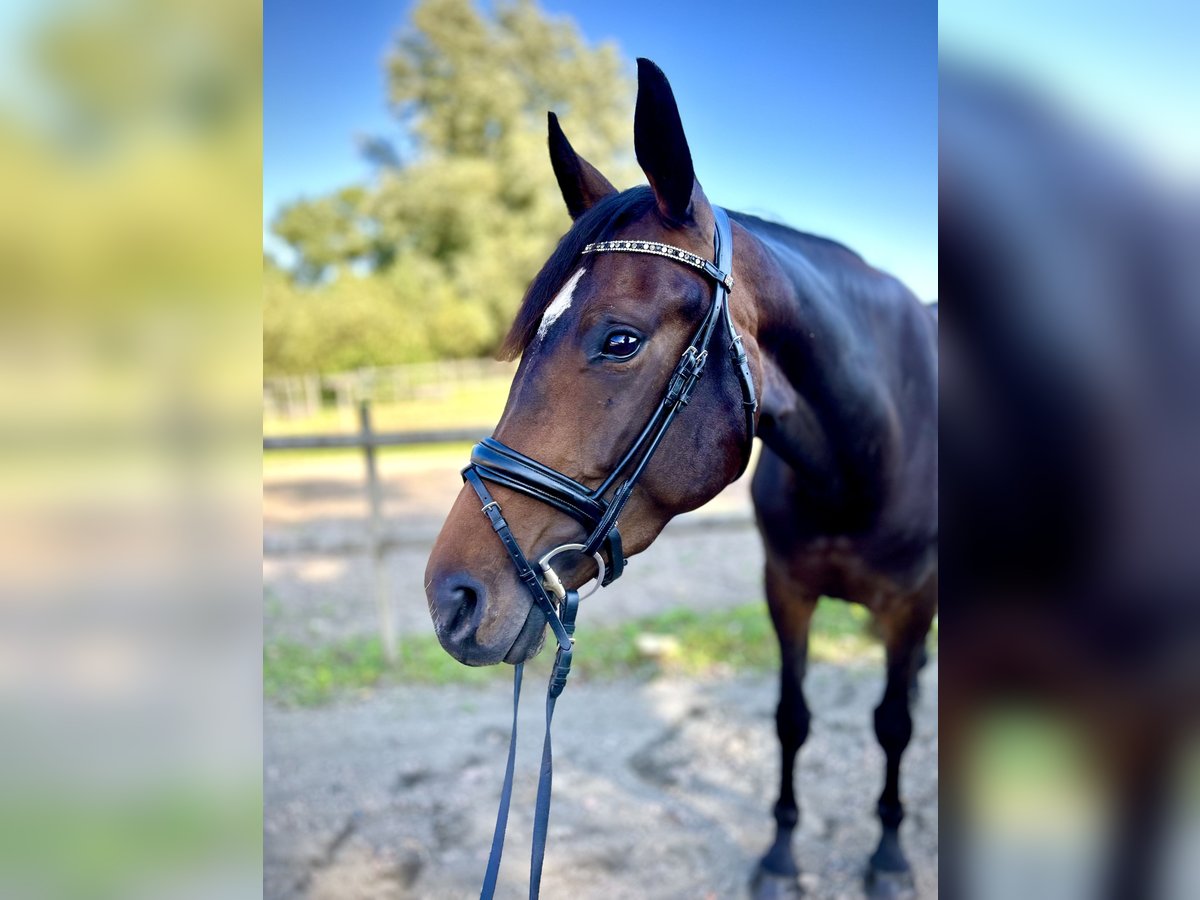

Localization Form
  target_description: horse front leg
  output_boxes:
[752,560,817,900]
[866,584,936,900]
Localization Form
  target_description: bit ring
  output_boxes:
[537,543,606,602]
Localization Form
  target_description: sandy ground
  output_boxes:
[263,451,938,898]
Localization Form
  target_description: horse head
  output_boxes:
[425,59,761,665]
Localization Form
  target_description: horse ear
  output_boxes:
[634,58,698,226]
[548,112,617,220]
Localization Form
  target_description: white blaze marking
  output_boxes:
[536,267,586,344]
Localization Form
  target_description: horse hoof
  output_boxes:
[750,864,804,900]
[865,865,916,900]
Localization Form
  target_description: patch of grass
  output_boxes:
[263,378,511,439]
[263,376,511,467]
[265,598,925,708]
[811,600,884,663]
[574,604,778,679]
[263,634,503,706]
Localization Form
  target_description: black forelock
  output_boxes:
[499,186,657,360]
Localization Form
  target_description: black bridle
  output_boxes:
[464,206,757,899]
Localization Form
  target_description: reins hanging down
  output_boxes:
[465,206,756,900]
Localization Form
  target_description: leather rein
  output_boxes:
[463,206,756,898]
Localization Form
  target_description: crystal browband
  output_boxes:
[581,239,734,291]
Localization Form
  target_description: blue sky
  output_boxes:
[265,0,938,299]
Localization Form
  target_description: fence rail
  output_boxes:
[263,427,486,451]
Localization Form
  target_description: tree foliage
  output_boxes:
[266,0,634,376]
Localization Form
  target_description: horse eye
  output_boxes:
[602,331,641,359]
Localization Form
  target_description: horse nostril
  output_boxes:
[451,583,478,618]
[434,573,485,640]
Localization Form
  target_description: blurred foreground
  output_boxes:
[0,0,261,897]
[941,38,1200,900]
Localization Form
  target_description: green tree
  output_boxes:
[266,0,634,373]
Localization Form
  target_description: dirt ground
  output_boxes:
[263,451,939,898]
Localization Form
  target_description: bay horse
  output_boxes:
[425,59,937,899]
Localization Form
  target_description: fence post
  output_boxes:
[359,401,397,663]
[282,377,300,419]
[303,374,320,418]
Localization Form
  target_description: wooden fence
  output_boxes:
[264,401,489,662]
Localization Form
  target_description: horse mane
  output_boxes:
[726,209,865,266]
[499,187,657,360]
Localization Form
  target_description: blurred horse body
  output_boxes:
[941,67,1200,900]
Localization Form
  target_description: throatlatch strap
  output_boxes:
[479,591,579,900]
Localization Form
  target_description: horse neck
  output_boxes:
[734,218,901,509]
